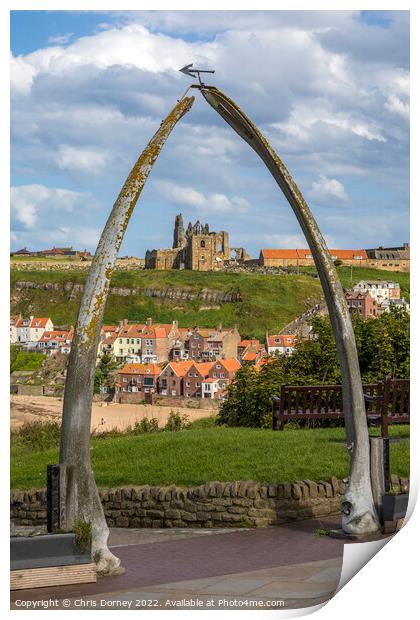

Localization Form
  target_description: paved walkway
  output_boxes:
[10,517,385,610]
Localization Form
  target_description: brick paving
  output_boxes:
[10,516,386,610]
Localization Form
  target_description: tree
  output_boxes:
[97,354,119,391]
[219,309,409,428]
[59,95,195,575]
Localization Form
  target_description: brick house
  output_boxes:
[185,328,209,361]
[201,358,241,399]
[183,362,214,398]
[117,363,161,393]
[345,292,378,319]
[158,361,193,396]
[202,326,241,361]
[186,325,240,362]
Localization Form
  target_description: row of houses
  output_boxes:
[117,358,241,400]
[345,280,409,319]
[10,315,74,354]
[11,246,92,259]
[11,280,406,366]
[98,319,242,364]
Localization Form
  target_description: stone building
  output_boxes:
[145,214,230,271]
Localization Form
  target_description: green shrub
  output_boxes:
[72,518,92,554]
[133,417,160,434]
[164,411,190,432]
[11,421,61,452]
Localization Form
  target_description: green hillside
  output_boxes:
[10,266,410,341]
[11,269,322,340]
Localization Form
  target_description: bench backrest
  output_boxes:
[273,378,409,434]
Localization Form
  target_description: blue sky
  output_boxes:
[10,10,409,257]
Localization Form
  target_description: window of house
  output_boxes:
[172,380,176,386]
[220,372,225,378]
[200,240,206,248]
[216,364,221,369]
[186,381,190,386]
[123,378,127,383]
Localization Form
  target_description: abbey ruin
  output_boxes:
[145,214,234,271]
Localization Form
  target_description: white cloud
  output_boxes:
[311,174,348,202]
[47,33,74,45]
[154,180,250,213]
[57,145,112,175]
[11,184,99,233]
[272,101,386,144]
[385,95,409,120]
[10,11,409,254]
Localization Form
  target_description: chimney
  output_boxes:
[217,322,222,332]
[172,320,178,329]
[146,317,152,327]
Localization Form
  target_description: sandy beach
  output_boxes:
[10,395,216,433]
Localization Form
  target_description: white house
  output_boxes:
[353,280,400,301]
[10,315,21,343]
[12,315,53,343]
[378,298,410,314]
[266,333,296,356]
[37,328,73,354]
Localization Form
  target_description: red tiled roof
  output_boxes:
[119,363,161,375]
[193,362,214,377]
[127,324,146,338]
[165,361,194,377]
[242,351,258,361]
[101,334,117,345]
[219,358,241,372]
[239,339,260,348]
[30,317,51,328]
[261,249,299,259]
[142,326,167,339]
[39,330,72,342]
[261,248,367,260]
[267,334,296,348]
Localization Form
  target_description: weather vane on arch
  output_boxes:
[179,63,215,86]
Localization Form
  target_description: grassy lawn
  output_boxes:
[11,351,45,372]
[11,425,409,490]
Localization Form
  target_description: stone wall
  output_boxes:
[9,476,410,529]
[116,392,220,409]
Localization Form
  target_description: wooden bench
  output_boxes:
[272,377,409,437]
